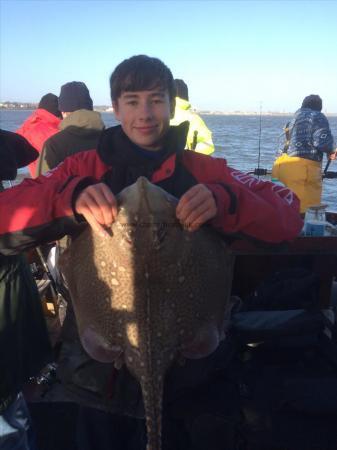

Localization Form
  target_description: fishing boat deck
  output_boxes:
[231,213,337,307]
[24,213,337,450]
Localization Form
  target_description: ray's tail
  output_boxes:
[141,377,164,450]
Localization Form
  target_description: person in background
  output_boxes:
[36,81,105,317]
[272,95,336,213]
[36,82,105,422]
[0,130,52,450]
[170,78,214,155]
[16,93,62,178]
[0,55,303,450]
[38,81,105,175]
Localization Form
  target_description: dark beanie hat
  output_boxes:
[0,129,39,180]
[38,93,62,118]
[174,79,189,101]
[58,81,93,112]
[301,94,322,111]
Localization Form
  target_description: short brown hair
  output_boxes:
[110,55,176,103]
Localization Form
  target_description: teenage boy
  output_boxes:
[1,55,301,252]
[0,55,303,449]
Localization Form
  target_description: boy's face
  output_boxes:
[113,89,173,151]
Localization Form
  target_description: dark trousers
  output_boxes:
[77,406,147,450]
[75,341,241,450]
[76,406,194,450]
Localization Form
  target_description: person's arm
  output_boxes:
[312,114,335,154]
[209,165,303,243]
[0,154,98,255]
[182,155,303,243]
[329,149,337,160]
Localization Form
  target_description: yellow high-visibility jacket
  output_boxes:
[170,97,214,155]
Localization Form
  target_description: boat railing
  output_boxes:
[247,167,337,179]
[247,168,271,176]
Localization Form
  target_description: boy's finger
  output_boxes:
[101,184,118,220]
[89,187,115,226]
[83,210,109,238]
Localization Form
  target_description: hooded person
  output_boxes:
[0,129,52,450]
[38,81,105,175]
[301,94,323,111]
[38,93,63,118]
[16,93,62,177]
[170,78,215,155]
[36,82,106,315]
[0,129,39,181]
[272,94,336,213]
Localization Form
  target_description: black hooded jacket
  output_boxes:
[0,130,51,409]
[98,121,198,197]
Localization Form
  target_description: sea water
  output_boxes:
[1,110,337,210]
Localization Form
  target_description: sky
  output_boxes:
[1,0,337,113]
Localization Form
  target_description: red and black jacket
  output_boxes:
[16,108,61,177]
[0,123,303,255]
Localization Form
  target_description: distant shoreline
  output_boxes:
[197,111,337,117]
[1,107,337,117]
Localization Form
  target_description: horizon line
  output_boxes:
[1,101,337,116]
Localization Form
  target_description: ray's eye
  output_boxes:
[121,224,136,244]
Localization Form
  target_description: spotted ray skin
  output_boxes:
[60,177,234,450]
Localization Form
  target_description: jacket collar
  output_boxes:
[97,122,189,194]
[60,110,105,131]
[97,121,189,169]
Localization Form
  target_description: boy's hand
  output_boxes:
[75,183,117,237]
[176,184,217,232]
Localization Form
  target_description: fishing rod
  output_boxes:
[251,102,272,177]
[323,159,331,177]
[323,157,337,179]
[248,167,271,176]
[256,102,263,178]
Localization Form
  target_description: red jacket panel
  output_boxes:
[182,151,302,243]
[16,109,61,177]
[0,148,303,254]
